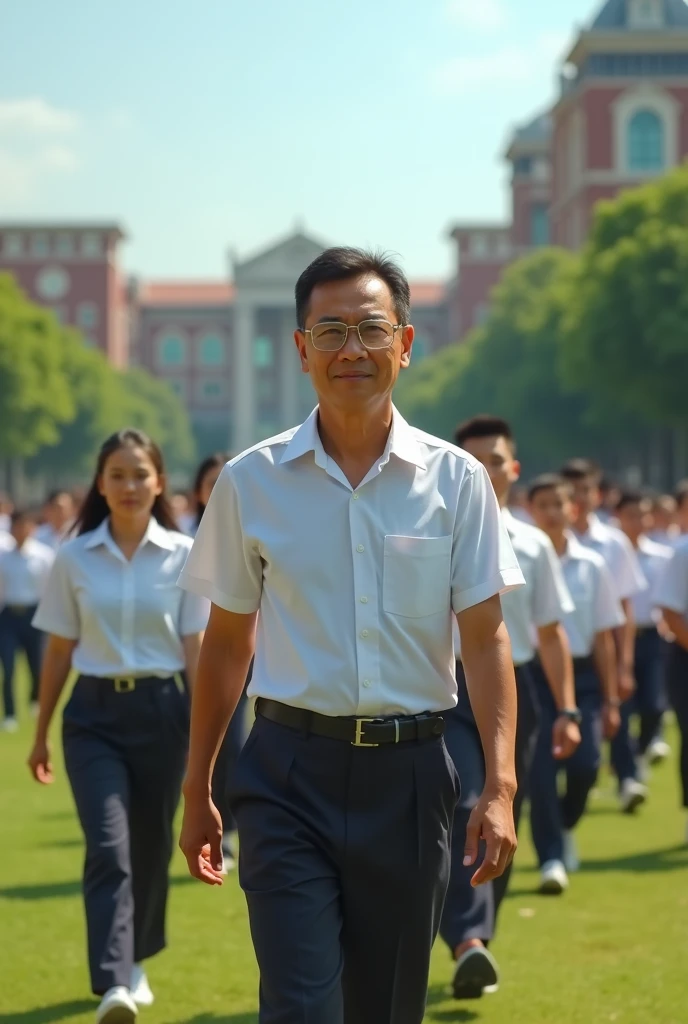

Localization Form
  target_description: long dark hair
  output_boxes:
[73,428,179,537]
[193,452,230,528]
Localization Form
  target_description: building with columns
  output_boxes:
[450,0,688,338]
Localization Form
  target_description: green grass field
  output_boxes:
[2,677,688,1024]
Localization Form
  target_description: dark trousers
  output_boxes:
[611,628,667,785]
[62,675,189,995]
[228,712,457,1024]
[0,605,42,718]
[530,661,602,866]
[666,643,688,808]
[212,692,248,834]
[439,661,539,951]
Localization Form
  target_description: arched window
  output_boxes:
[199,332,224,366]
[158,331,187,366]
[627,110,664,171]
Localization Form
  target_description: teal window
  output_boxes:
[159,332,187,366]
[530,204,550,247]
[199,333,225,366]
[412,334,428,360]
[201,380,225,400]
[627,110,664,171]
[253,336,274,368]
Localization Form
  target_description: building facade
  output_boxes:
[450,0,688,337]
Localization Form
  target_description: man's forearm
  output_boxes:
[183,631,253,796]
[538,623,575,711]
[593,630,618,703]
[461,622,517,796]
[663,610,688,652]
[615,599,635,671]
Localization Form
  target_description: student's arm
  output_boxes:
[593,628,620,739]
[458,596,518,887]
[181,632,204,690]
[179,605,257,886]
[537,622,580,759]
[614,598,636,702]
[28,634,77,784]
[662,609,688,652]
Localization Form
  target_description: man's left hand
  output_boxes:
[552,716,581,760]
[463,789,517,887]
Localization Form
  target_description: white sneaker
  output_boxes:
[563,830,580,873]
[1,717,18,733]
[130,964,154,1007]
[95,987,137,1023]
[647,738,671,765]
[620,778,648,814]
[539,859,569,895]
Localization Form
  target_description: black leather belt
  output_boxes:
[77,673,184,694]
[255,698,445,747]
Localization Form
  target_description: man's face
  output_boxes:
[460,435,520,506]
[529,486,574,534]
[569,475,600,515]
[11,517,34,547]
[294,273,413,414]
[617,500,651,542]
[47,493,75,529]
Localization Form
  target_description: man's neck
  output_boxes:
[549,530,568,557]
[317,401,393,486]
[573,511,591,534]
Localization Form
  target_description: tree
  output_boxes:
[561,166,688,428]
[0,274,74,457]
[119,368,197,476]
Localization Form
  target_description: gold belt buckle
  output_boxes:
[352,718,379,747]
[114,676,136,693]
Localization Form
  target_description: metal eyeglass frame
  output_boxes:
[300,319,407,352]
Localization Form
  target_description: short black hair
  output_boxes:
[675,479,688,508]
[10,508,35,526]
[527,473,570,502]
[454,415,515,452]
[295,247,411,330]
[560,458,602,483]
[45,488,71,505]
[615,489,648,512]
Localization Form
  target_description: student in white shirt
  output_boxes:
[178,248,524,1024]
[614,491,674,780]
[0,510,55,731]
[649,493,681,547]
[528,475,624,892]
[27,428,208,1024]
[34,489,77,550]
[440,416,579,1000]
[653,538,688,842]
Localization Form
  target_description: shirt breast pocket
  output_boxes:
[383,535,452,619]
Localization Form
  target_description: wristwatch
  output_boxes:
[557,708,583,725]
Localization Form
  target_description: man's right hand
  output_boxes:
[463,788,517,887]
[179,791,225,886]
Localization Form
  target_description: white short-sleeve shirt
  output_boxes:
[560,533,626,657]
[653,537,688,619]
[575,513,647,602]
[0,538,55,607]
[632,535,674,627]
[179,406,525,717]
[33,516,209,677]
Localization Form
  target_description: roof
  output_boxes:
[138,281,235,307]
[409,281,446,305]
[0,221,126,238]
[513,111,552,145]
[591,0,688,29]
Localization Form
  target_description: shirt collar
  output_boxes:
[578,512,606,541]
[84,516,175,555]
[562,530,586,562]
[280,404,426,471]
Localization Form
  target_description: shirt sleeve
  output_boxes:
[32,548,80,639]
[177,464,263,613]
[451,463,525,615]
[594,561,627,633]
[531,536,575,627]
[653,544,688,616]
[609,532,648,601]
[179,590,211,636]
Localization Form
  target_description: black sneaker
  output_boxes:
[452,946,499,1000]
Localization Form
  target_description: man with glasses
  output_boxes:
[178,247,524,1024]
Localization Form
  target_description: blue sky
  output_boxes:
[3,0,598,280]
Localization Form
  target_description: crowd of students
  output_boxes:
[1,426,688,1021]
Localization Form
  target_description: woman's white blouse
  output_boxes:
[33,517,209,677]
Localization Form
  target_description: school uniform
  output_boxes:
[652,538,688,809]
[610,536,674,783]
[33,517,208,997]
[0,537,55,719]
[179,406,524,1024]
[440,509,573,953]
[530,533,625,867]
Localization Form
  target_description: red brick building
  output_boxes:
[450,0,688,337]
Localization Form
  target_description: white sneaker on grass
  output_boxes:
[619,778,648,814]
[563,830,580,873]
[95,987,137,1023]
[647,738,670,764]
[130,964,154,1007]
[539,860,569,895]
[1,717,18,733]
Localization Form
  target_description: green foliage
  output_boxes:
[119,368,197,474]
[562,166,688,427]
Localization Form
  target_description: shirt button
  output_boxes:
[363,679,371,688]
[356,544,365,553]
[360,596,368,604]
[360,629,369,638]
[352,493,360,500]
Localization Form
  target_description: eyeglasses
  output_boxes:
[302,319,406,352]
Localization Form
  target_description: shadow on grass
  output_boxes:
[0,999,94,1022]
[578,843,688,874]
[163,1016,258,1023]
[39,837,83,850]
[425,983,479,1022]
[0,873,196,901]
